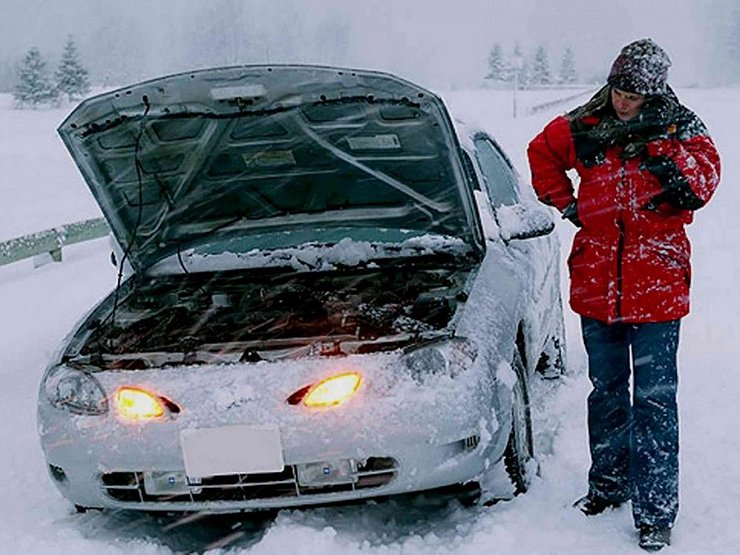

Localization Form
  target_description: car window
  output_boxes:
[473,137,519,206]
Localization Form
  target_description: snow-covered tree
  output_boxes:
[54,35,90,102]
[485,43,507,82]
[13,47,57,108]
[530,45,552,86]
[558,46,578,84]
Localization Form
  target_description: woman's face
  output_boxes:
[611,87,646,121]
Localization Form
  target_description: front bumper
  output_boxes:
[42,428,506,512]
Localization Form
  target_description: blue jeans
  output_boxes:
[581,316,680,528]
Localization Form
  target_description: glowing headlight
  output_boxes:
[288,372,362,408]
[402,338,477,382]
[43,364,108,415]
[115,387,166,421]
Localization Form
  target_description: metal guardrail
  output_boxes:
[0,217,109,267]
[528,89,595,115]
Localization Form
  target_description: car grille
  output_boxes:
[101,457,398,504]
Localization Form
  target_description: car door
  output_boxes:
[471,133,560,369]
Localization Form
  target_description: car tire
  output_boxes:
[503,348,534,495]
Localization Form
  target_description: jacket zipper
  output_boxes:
[615,162,627,321]
[616,217,625,321]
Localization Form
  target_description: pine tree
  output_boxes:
[530,45,552,86]
[558,47,578,84]
[55,35,90,102]
[13,47,57,108]
[485,43,507,82]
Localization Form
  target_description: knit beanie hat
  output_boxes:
[607,38,671,96]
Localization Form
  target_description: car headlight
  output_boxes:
[401,337,477,382]
[287,371,362,408]
[43,364,108,415]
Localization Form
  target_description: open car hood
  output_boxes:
[58,65,483,272]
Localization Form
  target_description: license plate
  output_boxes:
[180,425,284,478]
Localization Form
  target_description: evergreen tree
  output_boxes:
[530,45,552,86]
[485,43,507,82]
[13,47,57,108]
[55,35,90,102]
[558,46,578,84]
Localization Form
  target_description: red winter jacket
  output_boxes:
[528,89,720,323]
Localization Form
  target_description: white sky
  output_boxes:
[0,0,724,87]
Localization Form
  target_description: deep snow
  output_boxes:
[1,85,738,554]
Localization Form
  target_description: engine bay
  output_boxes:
[79,264,472,368]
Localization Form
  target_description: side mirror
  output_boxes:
[496,203,555,241]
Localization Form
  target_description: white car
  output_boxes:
[38,65,564,513]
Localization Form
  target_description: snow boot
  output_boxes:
[638,525,671,551]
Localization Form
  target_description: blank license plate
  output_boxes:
[180,425,284,478]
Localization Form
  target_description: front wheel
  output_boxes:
[503,349,534,495]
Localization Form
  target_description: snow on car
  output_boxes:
[37,65,565,513]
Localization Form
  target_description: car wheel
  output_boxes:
[503,348,534,495]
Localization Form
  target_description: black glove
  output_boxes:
[641,155,705,211]
[619,134,649,160]
[562,201,583,227]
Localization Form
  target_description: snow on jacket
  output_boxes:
[527,87,721,323]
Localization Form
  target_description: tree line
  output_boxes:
[485,43,579,87]
[13,35,90,108]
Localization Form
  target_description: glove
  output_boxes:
[620,134,649,160]
[641,155,705,211]
[561,200,583,228]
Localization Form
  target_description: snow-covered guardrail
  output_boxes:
[0,217,109,267]
[528,89,595,116]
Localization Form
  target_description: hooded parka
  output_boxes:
[528,86,720,323]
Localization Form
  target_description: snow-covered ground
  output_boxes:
[1,85,738,554]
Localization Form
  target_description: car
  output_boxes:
[38,64,565,513]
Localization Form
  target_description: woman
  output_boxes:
[527,38,721,551]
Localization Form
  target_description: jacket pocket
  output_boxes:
[645,240,691,287]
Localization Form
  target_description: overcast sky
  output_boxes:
[0,0,730,88]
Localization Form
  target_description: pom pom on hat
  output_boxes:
[607,38,671,96]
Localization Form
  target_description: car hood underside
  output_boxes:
[57,65,481,271]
